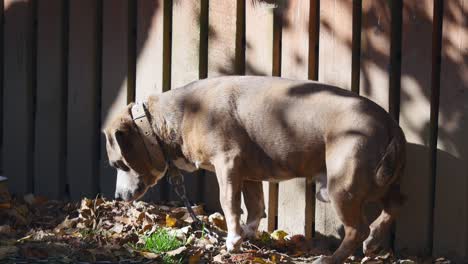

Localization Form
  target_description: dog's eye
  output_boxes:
[112,160,130,172]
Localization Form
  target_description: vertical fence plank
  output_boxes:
[34,0,65,198]
[207,0,238,77]
[3,0,35,194]
[136,0,165,201]
[170,0,202,202]
[172,1,200,89]
[99,0,129,199]
[359,0,393,249]
[394,0,433,255]
[136,0,165,99]
[243,0,275,231]
[360,1,391,110]
[245,0,273,76]
[277,0,311,237]
[67,0,100,199]
[316,0,353,244]
[203,0,241,213]
[433,0,468,261]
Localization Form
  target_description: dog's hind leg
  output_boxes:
[241,180,266,238]
[314,158,370,264]
[363,184,405,256]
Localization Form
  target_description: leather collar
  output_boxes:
[130,102,167,173]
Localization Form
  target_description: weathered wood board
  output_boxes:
[34,0,66,199]
[99,0,129,199]
[243,0,275,231]
[3,0,34,194]
[135,0,166,201]
[433,0,468,261]
[169,0,202,202]
[360,1,391,111]
[67,0,99,199]
[136,0,165,99]
[316,0,353,244]
[171,1,200,89]
[203,0,240,213]
[207,0,238,77]
[395,0,433,255]
[277,0,313,238]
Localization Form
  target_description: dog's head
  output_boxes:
[103,104,167,201]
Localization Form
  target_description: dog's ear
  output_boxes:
[114,127,134,162]
[114,124,167,173]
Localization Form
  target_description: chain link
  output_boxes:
[167,164,199,223]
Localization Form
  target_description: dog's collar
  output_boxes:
[130,102,167,172]
[131,102,154,141]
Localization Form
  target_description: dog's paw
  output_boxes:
[226,233,243,252]
[363,235,382,256]
[312,255,334,264]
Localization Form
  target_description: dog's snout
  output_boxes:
[115,190,132,201]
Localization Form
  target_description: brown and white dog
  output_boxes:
[103,76,406,264]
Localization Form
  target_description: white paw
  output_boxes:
[226,233,243,252]
[363,235,381,256]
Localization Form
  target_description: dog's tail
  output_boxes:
[374,125,406,188]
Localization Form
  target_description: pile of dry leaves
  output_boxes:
[0,192,452,263]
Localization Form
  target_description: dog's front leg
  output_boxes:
[213,155,243,252]
[242,180,266,238]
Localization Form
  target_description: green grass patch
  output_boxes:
[142,228,184,254]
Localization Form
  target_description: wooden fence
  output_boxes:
[1,0,467,261]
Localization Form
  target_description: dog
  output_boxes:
[103,76,406,264]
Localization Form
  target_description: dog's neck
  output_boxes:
[144,96,185,162]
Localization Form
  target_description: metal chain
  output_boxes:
[166,163,218,238]
[167,163,201,223]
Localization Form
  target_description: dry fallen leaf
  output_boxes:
[271,230,288,241]
[140,251,160,259]
[166,246,186,256]
[166,214,178,227]
[208,212,227,231]
[111,223,124,234]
